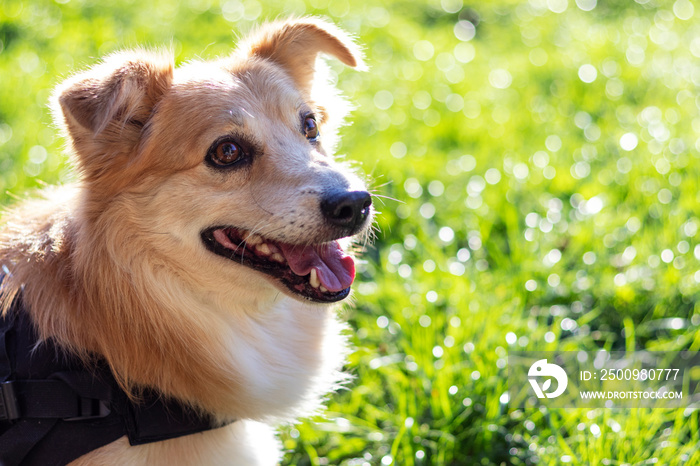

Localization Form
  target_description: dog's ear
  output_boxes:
[56,49,173,135]
[237,18,365,94]
[53,50,173,181]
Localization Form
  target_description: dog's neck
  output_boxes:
[0,190,348,423]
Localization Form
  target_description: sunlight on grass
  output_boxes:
[1,0,699,464]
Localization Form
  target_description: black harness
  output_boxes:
[0,296,227,466]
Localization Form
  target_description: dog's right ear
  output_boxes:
[53,50,173,181]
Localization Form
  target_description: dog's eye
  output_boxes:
[211,141,243,166]
[303,116,319,140]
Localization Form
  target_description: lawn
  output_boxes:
[1,0,699,464]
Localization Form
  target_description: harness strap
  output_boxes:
[0,310,52,466]
[0,291,231,466]
[0,304,13,381]
[1,378,110,421]
[0,418,59,466]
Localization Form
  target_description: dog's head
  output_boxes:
[54,18,372,304]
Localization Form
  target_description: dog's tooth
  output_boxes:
[246,234,262,246]
[257,243,271,255]
[319,285,328,293]
[267,243,280,254]
[271,253,285,263]
[309,269,320,288]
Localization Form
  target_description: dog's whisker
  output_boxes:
[369,179,393,190]
[370,195,401,207]
[369,193,400,201]
[248,185,274,216]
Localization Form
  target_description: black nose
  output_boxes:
[321,190,372,231]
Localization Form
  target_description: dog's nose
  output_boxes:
[321,190,372,231]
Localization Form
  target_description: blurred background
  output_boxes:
[1,0,699,464]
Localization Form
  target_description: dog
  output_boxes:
[0,18,371,465]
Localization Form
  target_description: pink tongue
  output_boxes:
[279,242,355,292]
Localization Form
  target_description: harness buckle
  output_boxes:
[64,398,111,422]
[0,381,21,421]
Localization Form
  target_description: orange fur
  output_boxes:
[0,18,367,465]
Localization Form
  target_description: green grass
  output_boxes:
[2,0,699,464]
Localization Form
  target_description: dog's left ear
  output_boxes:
[237,17,365,94]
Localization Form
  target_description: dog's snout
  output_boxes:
[321,190,372,231]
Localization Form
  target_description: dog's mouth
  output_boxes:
[201,227,355,303]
